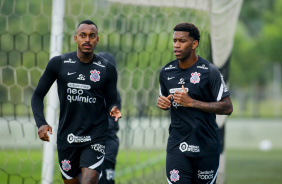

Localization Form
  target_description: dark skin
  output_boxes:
[157,31,233,115]
[37,23,122,184]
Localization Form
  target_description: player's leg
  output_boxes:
[80,142,106,184]
[57,146,81,184]
[166,152,193,184]
[63,177,80,184]
[98,159,116,184]
[191,154,220,184]
[98,137,119,184]
[81,167,100,184]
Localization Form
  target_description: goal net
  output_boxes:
[0,0,242,183]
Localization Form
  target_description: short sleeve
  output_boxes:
[209,64,230,101]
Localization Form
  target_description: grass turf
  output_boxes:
[0,149,282,184]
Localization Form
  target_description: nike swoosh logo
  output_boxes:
[67,72,76,75]
[97,155,104,159]
[167,77,175,80]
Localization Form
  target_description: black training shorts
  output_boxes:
[57,142,106,180]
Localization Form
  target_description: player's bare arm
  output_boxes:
[38,125,52,142]
[110,106,122,121]
[174,85,233,115]
[157,94,173,110]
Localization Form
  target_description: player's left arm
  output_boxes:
[174,85,233,115]
[174,64,233,115]
[104,62,122,121]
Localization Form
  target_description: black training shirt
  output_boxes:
[159,56,230,157]
[31,51,118,147]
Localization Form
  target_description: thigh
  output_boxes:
[192,154,220,184]
[166,152,193,184]
[81,167,100,184]
[57,146,81,180]
[98,160,116,184]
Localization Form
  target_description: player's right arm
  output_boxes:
[31,56,61,141]
[157,94,173,110]
[158,69,172,110]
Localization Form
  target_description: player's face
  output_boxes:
[75,24,99,55]
[173,31,198,61]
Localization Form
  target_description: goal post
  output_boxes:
[41,0,65,184]
[0,0,242,183]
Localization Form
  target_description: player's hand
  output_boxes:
[157,94,173,110]
[110,106,122,121]
[173,85,193,107]
[38,125,52,142]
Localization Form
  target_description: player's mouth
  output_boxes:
[174,50,181,56]
[83,44,92,49]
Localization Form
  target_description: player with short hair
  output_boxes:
[31,20,121,184]
[157,22,233,184]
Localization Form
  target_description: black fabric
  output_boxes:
[31,51,119,147]
[159,56,230,157]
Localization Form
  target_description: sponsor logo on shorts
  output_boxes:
[198,170,214,180]
[67,133,91,144]
[97,155,104,159]
[179,142,200,153]
[91,144,105,154]
[61,159,71,171]
[106,169,115,181]
[170,169,180,182]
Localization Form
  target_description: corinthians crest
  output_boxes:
[90,69,100,82]
[61,159,71,171]
[170,169,180,182]
[190,72,201,84]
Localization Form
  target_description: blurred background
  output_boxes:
[0,0,281,184]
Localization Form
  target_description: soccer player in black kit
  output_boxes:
[157,22,233,184]
[31,20,121,184]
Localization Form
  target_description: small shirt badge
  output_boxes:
[61,159,71,171]
[90,69,100,82]
[190,72,201,84]
[170,169,180,182]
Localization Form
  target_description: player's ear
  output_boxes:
[74,34,78,43]
[192,40,198,49]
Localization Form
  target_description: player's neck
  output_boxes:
[178,54,199,69]
[77,52,94,63]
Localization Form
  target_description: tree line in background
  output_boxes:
[230,0,282,117]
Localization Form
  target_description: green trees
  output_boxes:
[230,0,282,117]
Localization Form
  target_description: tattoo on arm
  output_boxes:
[192,96,233,115]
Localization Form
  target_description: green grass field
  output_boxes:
[0,149,282,184]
